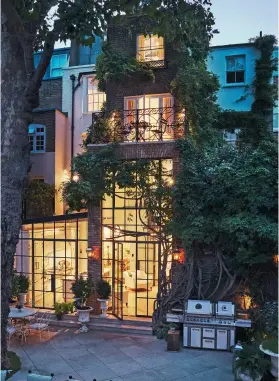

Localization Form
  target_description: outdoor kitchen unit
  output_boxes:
[166,299,251,351]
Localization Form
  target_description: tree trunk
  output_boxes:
[1,14,31,368]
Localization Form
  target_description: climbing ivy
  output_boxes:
[96,42,155,92]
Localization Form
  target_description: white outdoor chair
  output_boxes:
[7,325,16,343]
[27,312,51,341]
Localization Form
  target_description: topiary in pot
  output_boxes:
[17,274,30,306]
[71,276,94,332]
[96,279,111,318]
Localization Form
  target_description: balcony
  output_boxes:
[91,107,185,144]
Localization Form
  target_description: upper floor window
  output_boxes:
[28,124,46,153]
[50,54,68,77]
[87,78,106,112]
[137,35,164,66]
[224,128,240,144]
[226,55,245,84]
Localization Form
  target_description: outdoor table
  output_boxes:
[9,307,36,319]
[9,307,36,342]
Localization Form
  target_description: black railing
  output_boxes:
[92,107,186,143]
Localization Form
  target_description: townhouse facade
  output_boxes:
[15,30,278,317]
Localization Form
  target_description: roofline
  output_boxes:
[210,42,255,50]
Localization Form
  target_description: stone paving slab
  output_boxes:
[9,327,233,381]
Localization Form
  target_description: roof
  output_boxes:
[210,43,255,50]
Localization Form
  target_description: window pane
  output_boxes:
[235,56,245,70]
[226,71,235,83]
[236,71,245,83]
[51,68,62,77]
[226,57,236,71]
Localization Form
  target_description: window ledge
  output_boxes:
[222,83,246,88]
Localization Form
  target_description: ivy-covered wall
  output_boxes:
[105,22,179,111]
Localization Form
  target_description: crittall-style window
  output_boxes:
[87,78,106,112]
[28,124,46,153]
[50,54,68,77]
[137,35,164,67]
[226,55,245,84]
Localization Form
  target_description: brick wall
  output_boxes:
[106,22,179,111]
[33,110,55,152]
[37,78,62,110]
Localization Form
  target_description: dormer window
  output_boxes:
[137,34,164,67]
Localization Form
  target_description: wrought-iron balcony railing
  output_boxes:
[91,107,186,143]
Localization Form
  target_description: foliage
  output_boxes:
[54,302,74,319]
[11,269,20,299]
[71,276,94,307]
[4,352,21,377]
[257,302,278,338]
[17,274,30,294]
[82,107,123,146]
[262,338,279,354]
[24,180,55,217]
[154,323,180,341]
[234,344,270,380]
[96,43,155,92]
[170,136,277,302]
[251,35,278,114]
[171,55,220,132]
[96,279,111,299]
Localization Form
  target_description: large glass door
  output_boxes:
[113,242,124,319]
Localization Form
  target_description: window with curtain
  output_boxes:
[137,35,164,64]
[87,78,106,112]
[50,54,68,77]
[28,124,46,153]
[226,55,245,84]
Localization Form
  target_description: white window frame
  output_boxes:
[83,76,106,113]
[137,34,164,63]
[225,55,246,85]
[28,124,46,153]
[50,54,68,78]
[223,128,240,144]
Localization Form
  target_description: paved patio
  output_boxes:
[9,328,234,381]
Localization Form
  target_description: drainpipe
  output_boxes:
[70,74,76,178]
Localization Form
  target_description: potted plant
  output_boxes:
[257,301,278,378]
[234,344,270,381]
[17,274,30,306]
[54,302,65,320]
[71,276,94,332]
[96,279,111,318]
[260,338,278,379]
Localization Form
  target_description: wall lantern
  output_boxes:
[86,246,100,261]
[172,247,181,262]
[273,254,278,265]
[172,247,185,263]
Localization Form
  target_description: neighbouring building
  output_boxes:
[15,32,278,317]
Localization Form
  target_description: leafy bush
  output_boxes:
[54,302,74,319]
[155,323,180,341]
[71,276,94,307]
[96,279,111,300]
[258,301,278,338]
[234,344,270,380]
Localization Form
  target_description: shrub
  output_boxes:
[96,279,111,300]
[71,276,94,307]
[234,344,270,380]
